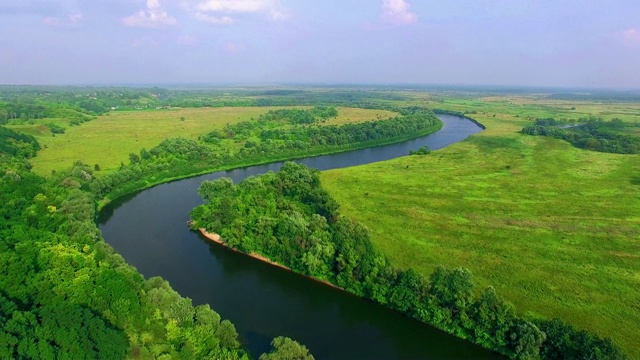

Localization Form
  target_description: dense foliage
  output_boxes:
[91,106,441,204]
[0,86,410,124]
[0,126,40,158]
[410,146,431,155]
[0,86,169,123]
[522,118,640,154]
[190,162,627,360]
[0,126,308,359]
[259,337,314,360]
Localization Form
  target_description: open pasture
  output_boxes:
[321,98,640,357]
[21,106,395,175]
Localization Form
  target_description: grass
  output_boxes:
[320,98,640,358]
[14,106,395,176]
[324,107,397,125]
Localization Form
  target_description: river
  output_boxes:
[98,114,501,359]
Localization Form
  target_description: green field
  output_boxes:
[11,106,396,176]
[321,98,640,357]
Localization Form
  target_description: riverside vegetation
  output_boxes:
[190,162,626,360]
[0,88,441,359]
[0,125,320,359]
[88,105,440,208]
[2,86,637,358]
[323,93,639,358]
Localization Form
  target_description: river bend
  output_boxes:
[99,114,499,359]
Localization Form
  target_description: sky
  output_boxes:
[1,0,639,88]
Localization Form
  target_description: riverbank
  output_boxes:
[99,113,499,359]
[97,119,443,212]
[198,228,291,271]
[198,228,345,291]
[321,110,639,357]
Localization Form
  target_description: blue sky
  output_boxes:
[1,0,639,88]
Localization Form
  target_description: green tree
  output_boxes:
[509,319,546,360]
[259,337,314,360]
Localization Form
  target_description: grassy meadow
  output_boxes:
[13,106,396,176]
[321,97,640,357]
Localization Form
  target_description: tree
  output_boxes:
[470,286,516,351]
[428,266,475,332]
[259,337,314,360]
[509,319,546,360]
[128,152,140,164]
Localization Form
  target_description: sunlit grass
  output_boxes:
[323,107,397,125]
[20,106,394,176]
[321,100,640,358]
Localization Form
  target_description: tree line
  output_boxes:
[0,126,310,359]
[0,86,173,123]
[91,106,441,204]
[521,117,639,154]
[190,162,627,360]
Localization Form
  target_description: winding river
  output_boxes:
[98,114,500,359]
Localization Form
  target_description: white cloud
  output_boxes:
[381,0,418,25]
[195,12,234,25]
[616,28,640,47]
[196,0,273,13]
[43,13,83,28]
[123,0,177,28]
[269,8,290,21]
[193,0,289,24]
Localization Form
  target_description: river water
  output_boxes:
[99,114,501,359]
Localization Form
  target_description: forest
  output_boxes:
[0,86,409,125]
[521,118,640,154]
[0,125,311,359]
[190,162,627,360]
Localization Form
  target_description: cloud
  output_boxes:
[269,8,290,21]
[616,28,640,47]
[194,12,234,25]
[43,13,83,28]
[381,0,418,25]
[196,0,273,13]
[123,0,177,28]
[193,0,289,24]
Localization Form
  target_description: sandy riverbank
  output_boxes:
[198,228,344,290]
